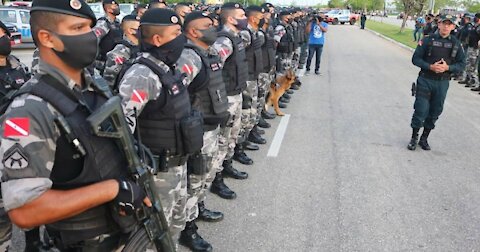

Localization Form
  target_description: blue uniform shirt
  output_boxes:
[309,22,328,45]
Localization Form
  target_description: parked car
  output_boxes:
[119,3,134,16]
[0,6,32,42]
[325,9,358,25]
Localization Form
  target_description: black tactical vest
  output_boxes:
[423,35,459,77]
[218,31,248,96]
[277,24,294,54]
[0,64,29,100]
[98,17,123,61]
[468,24,480,48]
[118,40,140,60]
[261,27,276,72]
[14,74,134,246]
[293,22,300,48]
[245,29,264,80]
[185,44,229,132]
[135,57,194,156]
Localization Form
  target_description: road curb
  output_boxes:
[364,27,415,53]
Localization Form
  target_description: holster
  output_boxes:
[154,153,188,172]
[187,152,210,175]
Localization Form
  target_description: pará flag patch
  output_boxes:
[219,48,230,57]
[114,56,125,65]
[131,90,147,104]
[182,64,193,75]
[4,118,30,137]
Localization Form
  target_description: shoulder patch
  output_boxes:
[131,90,147,104]
[4,118,30,137]
[2,143,29,169]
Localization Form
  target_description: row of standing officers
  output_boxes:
[0,0,311,251]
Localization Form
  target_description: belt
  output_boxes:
[153,154,188,172]
[419,71,450,81]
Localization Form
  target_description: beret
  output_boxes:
[141,8,181,26]
[183,11,212,28]
[31,0,97,26]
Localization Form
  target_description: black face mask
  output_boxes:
[258,18,265,28]
[0,35,12,56]
[198,27,218,46]
[112,7,120,16]
[52,30,98,70]
[235,18,248,30]
[143,34,187,66]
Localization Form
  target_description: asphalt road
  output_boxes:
[10,25,480,251]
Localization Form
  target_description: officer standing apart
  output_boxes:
[176,11,230,252]
[360,12,367,29]
[209,2,250,200]
[103,14,140,89]
[0,0,149,250]
[118,8,204,246]
[93,0,122,74]
[408,14,466,151]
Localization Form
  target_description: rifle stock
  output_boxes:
[87,96,174,251]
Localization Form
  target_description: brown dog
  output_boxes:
[265,69,296,116]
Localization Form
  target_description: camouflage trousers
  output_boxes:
[238,80,259,144]
[276,53,293,74]
[466,47,479,85]
[185,127,220,222]
[291,47,302,71]
[213,94,242,172]
[257,72,272,123]
[298,43,308,69]
[153,164,187,242]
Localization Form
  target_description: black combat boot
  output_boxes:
[248,127,267,144]
[418,128,431,150]
[258,117,271,128]
[283,93,291,99]
[465,79,476,87]
[471,86,480,91]
[407,128,420,151]
[243,141,259,151]
[262,110,276,119]
[279,101,287,108]
[198,201,224,222]
[210,172,237,199]
[179,221,213,252]
[223,158,249,178]
[233,145,254,165]
[458,75,469,84]
[286,89,294,94]
[255,126,265,134]
[280,96,290,103]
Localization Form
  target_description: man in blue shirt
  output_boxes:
[306,14,328,75]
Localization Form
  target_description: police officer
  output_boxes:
[93,0,122,74]
[242,6,268,149]
[423,14,436,37]
[175,2,192,24]
[408,14,466,151]
[1,0,149,250]
[259,3,278,120]
[176,11,230,252]
[209,2,249,200]
[118,8,203,245]
[103,14,140,89]
[457,14,473,83]
[462,13,480,88]
[0,21,30,102]
[132,3,148,18]
[0,20,31,252]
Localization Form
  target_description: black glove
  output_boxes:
[114,179,146,215]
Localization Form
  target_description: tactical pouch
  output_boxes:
[203,111,230,125]
[242,94,252,109]
[187,152,209,175]
[180,109,204,154]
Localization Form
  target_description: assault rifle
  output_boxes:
[87,96,174,252]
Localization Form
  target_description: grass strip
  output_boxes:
[365,19,418,49]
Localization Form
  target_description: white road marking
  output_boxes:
[267,114,291,157]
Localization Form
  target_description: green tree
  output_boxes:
[328,0,346,8]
